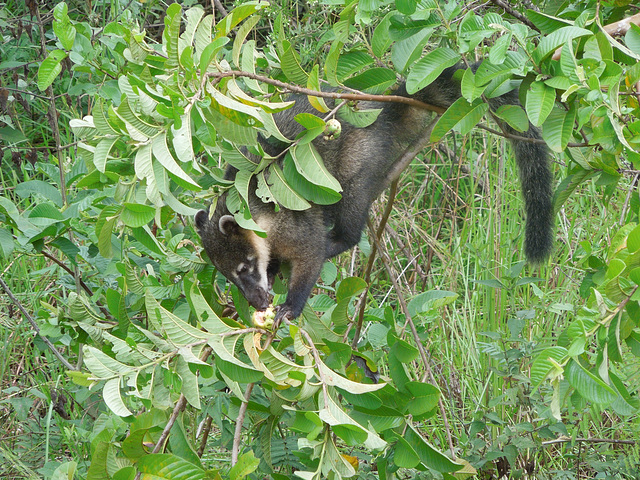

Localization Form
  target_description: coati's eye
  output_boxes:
[238,263,249,275]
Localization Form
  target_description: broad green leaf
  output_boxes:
[163,3,182,69]
[525,81,555,127]
[526,10,572,35]
[565,359,618,405]
[171,112,195,164]
[103,378,133,417]
[431,97,488,142]
[281,43,309,85]
[350,405,404,432]
[37,49,67,91]
[117,98,160,138]
[394,436,421,468]
[317,359,386,393]
[553,169,595,214]
[135,143,163,205]
[408,290,458,316]
[343,67,397,94]
[318,392,386,450]
[306,64,330,113]
[390,337,419,363]
[391,28,433,73]
[494,104,529,133]
[460,68,487,103]
[336,277,367,302]
[530,346,567,386]
[406,48,461,95]
[121,203,155,228]
[265,164,311,211]
[371,12,394,58]
[138,454,206,480]
[533,26,593,64]
[542,105,576,152]
[404,424,463,473]
[207,84,263,127]
[15,180,64,207]
[215,1,268,38]
[152,132,201,190]
[406,382,440,418]
[232,14,261,68]
[53,3,76,50]
[489,33,512,65]
[93,137,118,173]
[179,6,205,54]
[198,36,230,73]
[626,24,640,55]
[336,51,374,81]
[209,335,264,383]
[628,225,640,253]
[337,105,382,128]
[229,451,260,480]
[84,345,133,379]
[282,154,342,205]
[0,229,15,259]
[291,143,342,192]
[145,292,212,347]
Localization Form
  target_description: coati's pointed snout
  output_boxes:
[242,286,270,311]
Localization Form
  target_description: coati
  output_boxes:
[195,64,553,322]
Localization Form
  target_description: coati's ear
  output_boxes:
[218,215,239,235]
[194,210,209,230]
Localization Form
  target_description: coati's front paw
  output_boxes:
[274,304,296,324]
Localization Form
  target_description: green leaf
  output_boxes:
[371,12,394,58]
[525,81,555,127]
[103,378,133,417]
[336,51,374,81]
[281,43,309,85]
[163,3,182,69]
[526,10,572,35]
[318,392,386,450]
[494,105,529,133]
[15,180,64,207]
[265,164,311,211]
[408,290,458,316]
[460,68,487,103]
[565,359,618,405]
[404,424,463,473]
[542,104,576,152]
[343,67,397,94]
[38,49,67,91]
[138,454,206,480]
[628,225,640,253]
[229,451,260,480]
[282,153,342,205]
[553,168,595,214]
[0,229,15,259]
[530,346,567,386]
[431,97,488,142]
[291,143,342,192]
[626,24,640,55]
[336,276,367,302]
[215,1,268,38]
[93,137,118,173]
[121,203,156,228]
[489,33,512,65]
[533,26,593,64]
[391,28,433,73]
[406,382,440,418]
[53,2,76,50]
[152,132,201,190]
[406,48,461,95]
[394,436,421,468]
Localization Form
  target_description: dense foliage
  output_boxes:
[1,0,640,478]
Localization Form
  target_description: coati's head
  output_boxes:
[195,210,270,311]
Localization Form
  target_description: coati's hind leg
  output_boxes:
[325,189,372,259]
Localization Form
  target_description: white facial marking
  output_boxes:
[247,232,270,293]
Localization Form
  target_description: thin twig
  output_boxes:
[150,345,213,457]
[541,436,637,446]
[488,0,537,30]
[207,70,447,114]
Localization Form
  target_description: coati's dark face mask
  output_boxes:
[196,212,270,311]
